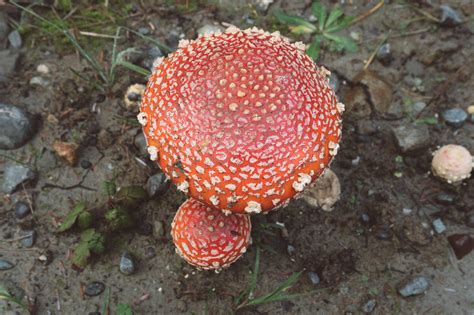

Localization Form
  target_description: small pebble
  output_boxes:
[38,250,53,265]
[398,276,429,297]
[466,212,474,228]
[374,225,392,241]
[8,30,22,49]
[197,24,224,36]
[361,299,376,313]
[440,5,462,26]
[0,259,14,270]
[436,193,456,205]
[84,281,105,297]
[154,220,165,237]
[328,72,340,93]
[36,64,49,74]
[442,108,467,128]
[138,27,150,35]
[432,218,446,234]
[146,173,169,197]
[402,208,413,215]
[20,230,36,248]
[376,43,391,65]
[447,234,473,260]
[80,160,92,169]
[308,271,320,285]
[120,251,136,275]
[360,213,371,225]
[287,244,296,256]
[14,201,31,219]
[29,76,49,87]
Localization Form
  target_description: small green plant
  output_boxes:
[234,247,305,310]
[275,1,357,60]
[58,181,147,268]
[11,1,172,95]
[0,284,31,314]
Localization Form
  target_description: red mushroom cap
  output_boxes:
[139,27,343,214]
[171,198,251,270]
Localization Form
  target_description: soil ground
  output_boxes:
[1,0,473,314]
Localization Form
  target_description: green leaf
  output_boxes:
[306,35,323,60]
[274,10,317,32]
[77,211,93,230]
[105,207,133,231]
[311,2,327,31]
[116,304,133,315]
[72,242,91,268]
[72,229,106,268]
[289,24,317,35]
[323,33,358,53]
[117,185,147,202]
[415,117,438,125]
[325,8,344,28]
[325,15,354,33]
[102,180,117,197]
[58,203,86,232]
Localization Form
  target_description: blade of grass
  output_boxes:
[274,10,317,32]
[101,287,110,315]
[119,26,173,54]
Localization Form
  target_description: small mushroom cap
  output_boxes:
[432,144,473,184]
[140,27,342,213]
[171,198,251,270]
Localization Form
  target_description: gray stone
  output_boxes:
[411,101,426,117]
[20,230,36,248]
[376,43,391,65]
[141,46,163,70]
[0,259,14,270]
[308,271,320,285]
[440,5,462,26]
[14,201,30,219]
[0,12,9,49]
[436,193,456,205]
[138,27,150,35]
[7,30,22,49]
[287,244,295,256]
[392,124,430,153]
[84,281,105,296]
[361,299,376,313]
[0,50,20,82]
[432,219,446,234]
[197,24,224,36]
[2,164,36,194]
[154,220,165,237]
[119,251,135,275]
[328,72,340,93]
[0,103,37,149]
[398,276,429,297]
[134,132,149,157]
[146,173,169,197]
[29,76,50,87]
[442,108,467,128]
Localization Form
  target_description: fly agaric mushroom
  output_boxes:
[432,144,473,184]
[171,198,251,270]
[139,26,343,214]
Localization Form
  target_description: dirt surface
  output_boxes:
[1,0,473,314]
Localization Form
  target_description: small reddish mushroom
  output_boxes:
[432,144,473,184]
[139,27,343,214]
[171,198,251,270]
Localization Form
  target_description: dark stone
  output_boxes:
[84,281,105,297]
[0,50,20,82]
[442,108,467,128]
[14,201,31,219]
[398,276,429,297]
[80,160,92,169]
[127,92,141,102]
[20,230,36,248]
[374,225,392,241]
[146,173,169,197]
[134,132,149,158]
[0,103,38,150]
[361,299,376,313]
[137,222,153,236]
[120,251,135,275]
[0,259,14,270]
[436,193,456,205]
[466,212,474,228]
[376,43,392,65]
[392,124,430,154]
[447,234,473,260]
